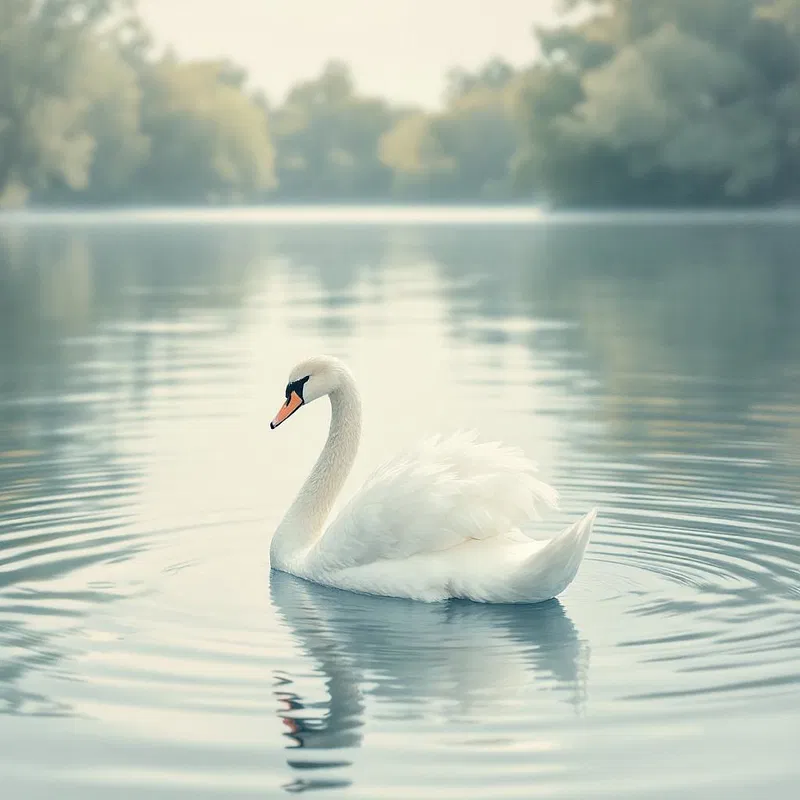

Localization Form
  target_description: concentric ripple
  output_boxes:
[2,215,800,799]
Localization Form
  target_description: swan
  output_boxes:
[269,355,597,603]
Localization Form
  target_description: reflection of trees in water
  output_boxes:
[270,226,389,293]
[423,221,800,425]
[269,226,392,342]
[270,569,588,794]
[3,216,797,714]
[423,219,800,533]
[0,223,273,408]
[256,220,800,486]
[534,224,800,386]
[0,223,270,715]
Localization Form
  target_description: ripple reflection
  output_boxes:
[270,570,589,793]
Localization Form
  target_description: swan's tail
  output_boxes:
[515,508,597,603]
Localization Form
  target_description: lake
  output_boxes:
[1,209,799,799]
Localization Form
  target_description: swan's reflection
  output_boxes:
[270,570,590,793]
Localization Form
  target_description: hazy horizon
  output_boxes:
[135,0,558,107]
[5,1,797,209]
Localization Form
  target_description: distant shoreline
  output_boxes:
[2,204,799,227]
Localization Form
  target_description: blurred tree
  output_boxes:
[564,26,779,200]
[4,0,800,208]
[134,58,275,203]
[0,0,135,203]
[379,113,455,198]
[443,58,516,104]
[513,0,800,205]
[35,41,150,203]
[82,45,150,200]
[381,59,520,200]
[270,61,396,200]
[762,0,800,31]
[510,65,617,205]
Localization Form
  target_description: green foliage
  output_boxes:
[270,61,396,200]
[0,0,273,206]
[35,41,150,202]
[3,0,800,207]
[380,113,456,198]
[380,59,520,200]
[513,0,800,205]
[0,0,135,201]
[135,58,275,203]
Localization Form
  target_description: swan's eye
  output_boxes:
[285,376,311,403]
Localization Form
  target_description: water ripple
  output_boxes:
[2,218,800,798]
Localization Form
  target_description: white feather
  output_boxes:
[270,356,597,604]
[317,430,559,570]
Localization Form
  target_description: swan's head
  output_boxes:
[270,355,350,429]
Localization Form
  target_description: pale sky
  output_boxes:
[135,0,558,108]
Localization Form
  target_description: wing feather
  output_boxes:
[311,431,559,571]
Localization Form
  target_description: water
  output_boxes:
[1,210,799,799]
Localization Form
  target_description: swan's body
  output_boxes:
[269,355,597,603]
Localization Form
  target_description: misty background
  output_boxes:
[2,0,800,209]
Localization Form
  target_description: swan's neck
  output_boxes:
[271,380,361,566]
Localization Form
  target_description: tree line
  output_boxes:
[2,0,800,208]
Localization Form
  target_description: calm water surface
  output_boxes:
[1,211,799,799]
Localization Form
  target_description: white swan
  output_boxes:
[269,355,597,603]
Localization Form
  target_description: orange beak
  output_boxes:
[271,391,303,429]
